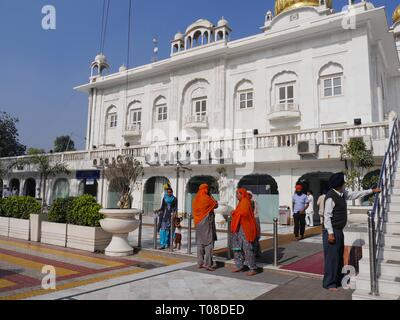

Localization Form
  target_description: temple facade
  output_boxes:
[2,1,400,223]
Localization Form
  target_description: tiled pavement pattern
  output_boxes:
[0,236,189,300]
[0,230,352,300]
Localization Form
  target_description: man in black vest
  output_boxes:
[322,172,381,291]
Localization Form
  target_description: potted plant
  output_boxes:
[100,156,144,256]
[1,196,41,240]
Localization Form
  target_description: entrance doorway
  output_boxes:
[24,178,36,197]
[238,174,279,223]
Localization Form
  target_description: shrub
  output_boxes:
[0,198,4,217]
[68,195,103,227]
[48,197,76,223]
[0,196,41,219]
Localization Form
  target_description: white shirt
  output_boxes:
[324,189,373,234]
[306,195,314,213]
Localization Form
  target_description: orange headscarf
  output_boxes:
[192,184,217,226]
[231,188,257,242]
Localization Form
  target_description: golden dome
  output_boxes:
[275,0,333,16]
[393,4,400,24]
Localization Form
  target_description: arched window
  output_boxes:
[154,97,167,122]
[235,80,254,110]
[193,30,202,47]
[52,178,69,202]
[270,71,298,112]
[319,62,344,98]
[191,87,207,120]
[127,101,142,130]
[106,106,118,129]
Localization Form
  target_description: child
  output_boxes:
[174,217,182,250]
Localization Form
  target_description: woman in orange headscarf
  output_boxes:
[230,188,258,276]
[192,184,218,271]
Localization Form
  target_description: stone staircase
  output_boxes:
[352,170,400,300]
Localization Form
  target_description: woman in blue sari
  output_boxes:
[157,187,177,249]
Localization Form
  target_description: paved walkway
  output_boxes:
[0,230,353,300]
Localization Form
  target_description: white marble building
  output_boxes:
[2,0,400,223]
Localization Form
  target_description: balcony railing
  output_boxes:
[123,124,142,137]
[184,115,208,128]
[268,103,301,121]
[0,121,390,170]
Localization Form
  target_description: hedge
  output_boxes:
[0,196,41,219]
[48,197,76,223]
[67,195,103,227]
[47,195,103,227]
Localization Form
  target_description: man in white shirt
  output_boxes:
[305,191,314,227]
[322,172,381,291]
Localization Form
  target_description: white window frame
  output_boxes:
[326,130,343,144]
[322,74,343,98]
[129,109,142,127]
[193,97,207,117]
[156,104,168,122]
[238,90,254,110]
[108,113,118,128]
[276,82,295,107]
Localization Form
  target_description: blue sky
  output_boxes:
[0,0,397,151]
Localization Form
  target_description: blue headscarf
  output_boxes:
[164,190,175,205]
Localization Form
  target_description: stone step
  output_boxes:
[390,188,400,196]
[354,231,400,247]
[352,289,399,300]
[359,258,400,277]
[388,203,400,212]
[387,212,400,223]
[389,195,400,203]
[384,222,400,234]
[354,274,400,296]
[363,246,400,261]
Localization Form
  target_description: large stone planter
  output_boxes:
[30,213,48,242]
[9,218,30,240]
[100,209,140,257]
[41,221,67,247]
[0,217,10,237]
[67,225,112,252]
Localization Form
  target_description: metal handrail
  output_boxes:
[368,118,400,296]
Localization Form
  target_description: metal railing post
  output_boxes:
[187,213,192,255]
[368,211,379,296]
[169,214,174,252]
[227,216,232,260]
[273,218,278,267]
[137,210,143,248]
[153,214,158,250]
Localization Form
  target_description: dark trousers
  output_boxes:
[322,228,344,289]
[293,213,306,237]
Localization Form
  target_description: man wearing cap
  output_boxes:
[292,184,309,240]
[323,172,381,291]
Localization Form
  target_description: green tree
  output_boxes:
[27,148,46,155]
[103,156,144,207]
[341,139,375,191]
[54,135,75,153]
[14,155,70,211]
[0,111,26,157]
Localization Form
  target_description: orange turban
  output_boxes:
[192,184,217,226]
[295,184,303,192]
[231,188,257,242]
